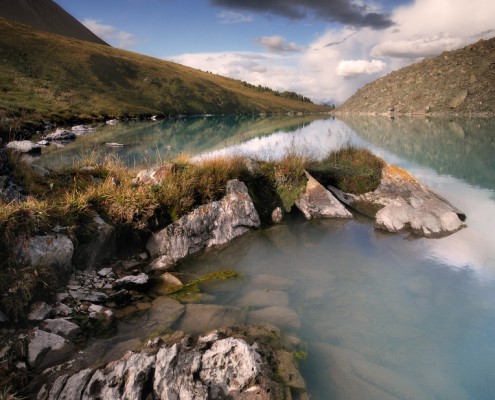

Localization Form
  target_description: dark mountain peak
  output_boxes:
[0,0,108,45]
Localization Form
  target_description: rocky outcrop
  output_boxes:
[72,216,116,270]
[336,37,495,116]
[296,171,353,219]
[330,163,466,237]
[15,234,74,279]
[37,325,307,400]
[147,179,260,261]
[5,140,41,154]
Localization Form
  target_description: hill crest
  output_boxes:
[336,37,495,116]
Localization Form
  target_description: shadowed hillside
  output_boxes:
[0,18,329,140]
[336,37,495,116]
[0,0,108,45]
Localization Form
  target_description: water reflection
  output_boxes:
[39,114,327,169]
[336,115,495,191]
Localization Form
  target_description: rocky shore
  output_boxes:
[0,130,468,398]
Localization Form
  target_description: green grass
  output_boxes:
[0,18,329,141]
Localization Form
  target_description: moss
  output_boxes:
[168,269,240,299]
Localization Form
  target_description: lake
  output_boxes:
[40,115,495,399]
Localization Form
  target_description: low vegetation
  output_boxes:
[0,146,384,320]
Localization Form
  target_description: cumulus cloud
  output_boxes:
[210,0,394,29]
[255,36,304,53]
[337,59,386,77]
[82,19,136,49]
[217,10,253,24]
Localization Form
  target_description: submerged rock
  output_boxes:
[330,163,466,238]
[147,179,260,262]
[296,171,353,220]
[38,325,304,400]
[177,304,247,336]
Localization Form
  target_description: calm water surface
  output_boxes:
[48,116,495,399]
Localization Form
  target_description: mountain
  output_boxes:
[0,0,108,45]
[336,37,495,116]
[0,18,329,138]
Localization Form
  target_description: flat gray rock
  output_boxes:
[28,301,53,322]
[40,318,81,341]
[27,329,74,370]
[6,140,41,154]
[177,304,247,336]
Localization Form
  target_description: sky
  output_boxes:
[55,0,495,104]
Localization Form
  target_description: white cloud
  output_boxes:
[217,10,253,24]
[337,59,386,77]
[82,19,137,49]
[255,36,304,53]
[169,0,495,104]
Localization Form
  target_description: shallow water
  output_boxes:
[63,115,495,399]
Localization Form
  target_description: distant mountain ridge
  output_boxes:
[0,0,108,45]
[0,18,328,139]
[336,37,495,116]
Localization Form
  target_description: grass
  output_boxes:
[0,18,329,141]
[0,145,384,321]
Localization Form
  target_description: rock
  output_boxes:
[0,178,27,203]
[71,125,94,133]
[72,216,116,270]
[28,302,53,322]
[330,163,467,238]
[147,297,185,332]
[97,267,113,277]
[113,273,149,290]
[44,128,76,141]
[88,304,103,313]
[149,255,175,272]
[0,309,9,325]
[296,171,353,219]
[271,207,284,224]
[133,163,175,186]
[15,235,74,280]
[68,290,108,303]
[153,272,183,295]
[105,119,119,125]
[6,140,42,154]
[248,306,301,331]
[177,304,247,336]
[237,290,289,308]
[40,318,81,341]
[37,140,50,146]
[27,329,74,370]
[53,303,72,317]
[38,325,305,400]
[250,274,296,291]
[449,89,468,109]
[147,180,260,261]
[30,164,50,178]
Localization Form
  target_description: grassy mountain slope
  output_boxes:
[0,18,329,138]
[0,0,108,45]
[336,37,495,116]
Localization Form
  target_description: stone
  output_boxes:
[0,310,9,324]
[27,329,74,370]
[147,297,186,332]
[296,171,353,219]
[40,318,81,341]
[37,325,305,400]
[271,207,284,224]
[237,290,289,308]
[449,89,468,109]
[248,306,301,331]
[5,140,41,154]
[97,267,113,277]
[133,163,175,186]
[88,304,103,313]
[68,290,108,303]
[72,216,116,270]
[147,180,260,261]
[71,125,95,133]
[53,303,72,317]
[28,302,53,322]
[37,140,50,146]
[44,128,76,141]
[105,119,119,125]
[113,273,149,290]
[250,274,296,291]
[15,235,74,280]
[149,255,175,272]
[330,163,467,238]
[153,272,183,295]
[177,304,247,336]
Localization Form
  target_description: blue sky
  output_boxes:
[56,0,495,104]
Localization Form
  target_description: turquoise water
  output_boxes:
[51,116,495,399]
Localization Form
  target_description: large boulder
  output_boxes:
[15,234,74,279]
[72,216,116,270]
[330,163,466,238]
[40,318,82,341]
[27,328,75,370]
[296,171,353,219]
[147,179,260,261]
[38,325,306,400]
